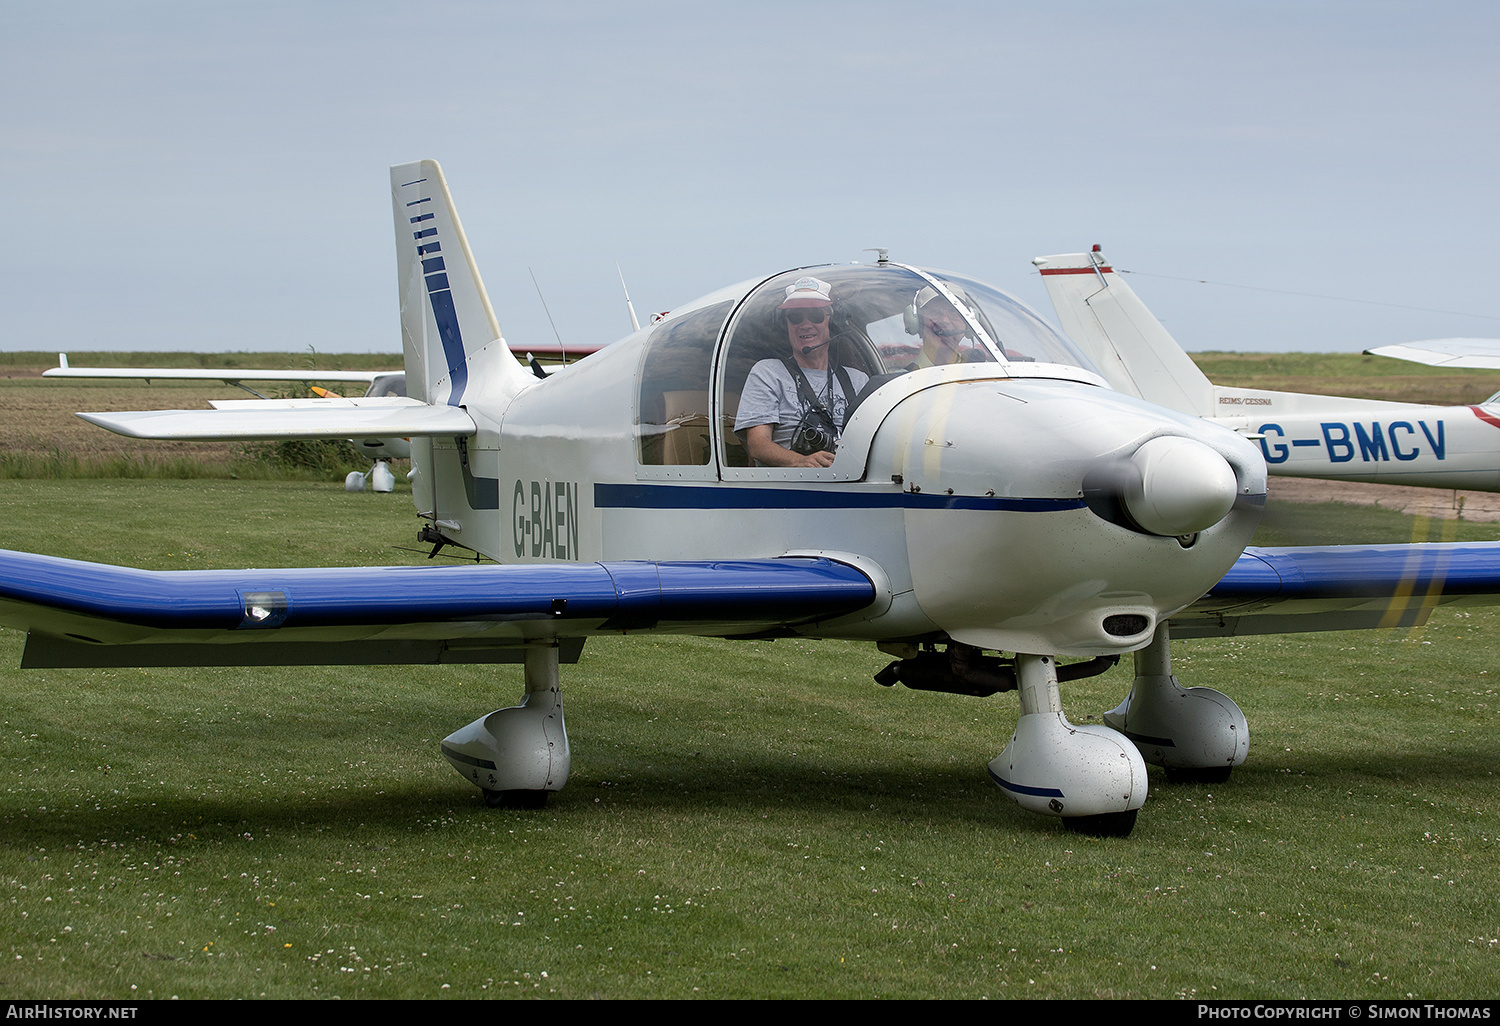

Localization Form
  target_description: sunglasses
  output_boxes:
[785,308,829,324]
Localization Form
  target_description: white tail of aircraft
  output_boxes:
[72,161,554,552]
[391,160,539,532]
[1032,247,1216,418]
[1036,246,1500,490]
[391,159,534,408]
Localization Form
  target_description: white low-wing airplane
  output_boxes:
[46,348,601,474]
[1035,248,1500,491]
[2,162,1499,838]
[45,356,415,469]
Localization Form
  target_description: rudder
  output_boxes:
[1033,248,1215,418]
[392,160,531,406]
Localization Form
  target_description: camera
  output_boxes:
[790,411,837,455]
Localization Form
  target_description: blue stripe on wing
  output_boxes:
[1209,542,1500,601]
[0,551,875,632]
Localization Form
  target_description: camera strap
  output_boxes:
[780,358,855,432]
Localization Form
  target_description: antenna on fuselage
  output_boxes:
[529,267,568,366]
[617,262,641,333]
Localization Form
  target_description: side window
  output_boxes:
[367,373,407,398]
[636,301,733,466]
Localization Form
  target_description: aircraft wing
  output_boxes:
[44,365,388,384]
[5,539,1500,665]
[1364,338,1500,370]
[77,397,475,441]
[0,550,877,668]
[1171,542,1500,637]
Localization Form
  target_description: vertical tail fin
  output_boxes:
[1033,248,1214,418]
[391,160,532,406]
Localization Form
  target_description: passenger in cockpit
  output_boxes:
[904,285,987,370]
[734,276,869,469]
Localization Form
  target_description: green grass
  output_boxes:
[0,452,226,481]
[0,447,370,482]
[0,482,1496,998]
[1190,351,1500,407]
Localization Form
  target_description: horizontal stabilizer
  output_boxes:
[77,399,476,441]
[206,396,413,411]
[0,550,876,665]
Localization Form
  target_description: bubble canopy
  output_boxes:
[723,264,1092,376]
[635,262,1099,468]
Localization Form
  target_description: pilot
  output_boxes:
[735,276,869,468]
[905,285,984,369]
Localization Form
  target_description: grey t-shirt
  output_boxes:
[734,359,869,450]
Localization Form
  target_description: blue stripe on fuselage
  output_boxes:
[595,483,1086,512]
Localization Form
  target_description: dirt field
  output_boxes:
[0,363,404,465]
[0,377,262,464]
[1268,476,1500,522]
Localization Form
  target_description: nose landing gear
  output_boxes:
[988,653,1148,837]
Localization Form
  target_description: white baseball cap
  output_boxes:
[778,276,834,309]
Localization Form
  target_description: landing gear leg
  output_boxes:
[1104,623,1247,783]
[441,645,571,807]
[988,653,1147,836]
[343,460,395,493]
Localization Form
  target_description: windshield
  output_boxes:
[925,269,1095,368]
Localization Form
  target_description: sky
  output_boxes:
[4,1,1498,357]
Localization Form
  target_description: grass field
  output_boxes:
[0,357,1497,999]
[0,494,1496,999]
[1190,351,1500,407]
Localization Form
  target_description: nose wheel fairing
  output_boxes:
[988,654,1148,834]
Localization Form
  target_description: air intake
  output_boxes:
[1103,614,1150,638]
